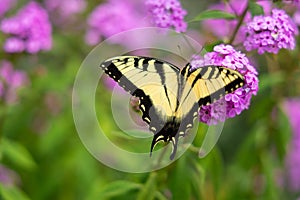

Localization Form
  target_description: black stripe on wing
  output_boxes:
[198,68,245,106]
[100,59,154,125]
[152,60,174,109]
[181,64,245,107]
[179,103,199,136]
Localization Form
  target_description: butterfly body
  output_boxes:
[100,56,244,159]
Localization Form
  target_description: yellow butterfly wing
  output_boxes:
[100,56,180,131]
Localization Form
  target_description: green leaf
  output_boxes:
[190,159,205,200]
[0,184,30,200]
[200,148,223,191]
[258,72,285,93]
[249,1,264,16]
[137,173,157,200]
[155,191,168,200]
[1,139,36,170]
[189,10,236,22]
[273,106,292,162]
[169,157,192,200]
[88,180,141,200]
[260,152,280,199]
[204,41,223,52]
[235,123,265,168]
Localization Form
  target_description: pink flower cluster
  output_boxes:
[0,2,52,53]
[145,0,187,32]
[244,9,297,54]
[191,44,259,125]
[0,61,28,103]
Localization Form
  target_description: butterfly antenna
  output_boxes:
[177,45,183,58]
[188,43,207,64]
[180,33,208,64]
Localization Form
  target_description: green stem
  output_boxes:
[0,110,5,143]
[152,145,169,169]
[228,4,249,44]
[188,143,199,153]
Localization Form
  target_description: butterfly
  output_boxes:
[100,56,244,159]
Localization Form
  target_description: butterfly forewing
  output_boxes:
[100,56,181,129]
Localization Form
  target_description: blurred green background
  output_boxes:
[1,0,300,199]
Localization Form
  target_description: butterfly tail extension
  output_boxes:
[150,132,165,157]
[149,133,180,160]
[149,119,182,160]
[169,135,179,160]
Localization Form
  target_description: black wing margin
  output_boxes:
[100,57,153,125]
[100,56,181,127]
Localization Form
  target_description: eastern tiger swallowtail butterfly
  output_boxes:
[100,56,244,159]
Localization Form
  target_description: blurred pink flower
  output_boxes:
[293,10,300,25]
[284,99,300,192]
[0,0,16,17]
[44,0,86,25]
[292,2,300,26]
[0,60,29,103]
[0,164,20,186]
[0,2,52,53]
[85,0,148,46]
